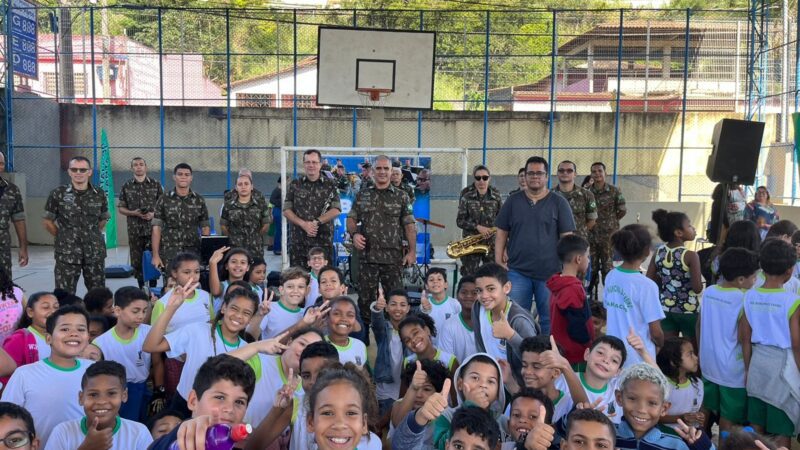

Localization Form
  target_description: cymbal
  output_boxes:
[416,218,446,229]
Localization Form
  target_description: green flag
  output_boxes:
[99,129,117,249]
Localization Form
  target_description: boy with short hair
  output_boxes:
[420,268,462,339]
[547,235,593,370]
[0,402,41,450]
[613,363,713,449]
[305,247,328,305]
[439,276,478,364]
[697,247,759,434]
[259,267,310,339]
[372,288,411,419]
[148,354,257,450]
[45,361,152,449]
[473,263,538,382]
[93,286,164,422]
[445,406,501,450]
[503,388,555,450]
[742,239,800,447]
[561,409,616,450]
[1,305,94,446]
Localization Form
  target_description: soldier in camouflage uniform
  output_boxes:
[223,168,267,209]
[347,155,416,326]
[587,162,626,300]
[220,172,271,259]
[0,153,28,279]
[283,149,342,269]
[456,165,502,276]
[359,162,374,192]
[43,156,110,294]
[118,157,163,288]
[151,163,210,272]
[552,160,597,240]
[391,166,415,204]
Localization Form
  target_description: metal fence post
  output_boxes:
[481,10,490,164]
[4,0,13,171]
[90,6,98,183]
[794,6,799,204]
[611,9,623,186]
[158,8,165,186]
[548,10,558,187]
[678,9,690,201]
[351,10,357,147]
[293,9,298,149]
[418,10,424,148]
[226,9,232,190]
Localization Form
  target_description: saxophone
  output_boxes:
[446,228,497,258]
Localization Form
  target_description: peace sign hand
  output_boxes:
[166,280,200,311]
[209,246,230,266]
[303,300,331,325]
[274,368,301,409]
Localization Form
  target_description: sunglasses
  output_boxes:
[474,175,490,181]
[557,168,575,174]
[69,167,89,173]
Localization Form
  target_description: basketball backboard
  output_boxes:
[316,27,436,110]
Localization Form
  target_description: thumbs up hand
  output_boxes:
[410,360,428,391]
[414,378,452,426]
[420,290,432,313]
[491,312,515,340]
[78,417,113,450]
[523,405,555,450]
[626,326,646,354]
[537,335,569,371]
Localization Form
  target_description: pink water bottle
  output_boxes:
[168,423,252,450]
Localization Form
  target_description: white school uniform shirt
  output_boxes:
[698,285,747,388]
[753,270,800,294]
[260,301,305,340]
[26,326,50,359]
[1,358,94,445]
[325,336,368,368]
[93,325,152,383]
[404,348,458,372]
[306,273,320,306]
[376,328,404,401]
[44,417,153,450]
[423,296,461,343]
[295,395,381,450]
[794,261,800,281]
[744,287,800,349]
[165,322,246,400]
[603,267,665,368]
[150,289,212,333]
[245,354,301,428]
[578,372,622,424]
[477,301,512,362]
[438,312,477,364]
[665,378,704,430]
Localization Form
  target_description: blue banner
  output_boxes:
[10,0,37,79]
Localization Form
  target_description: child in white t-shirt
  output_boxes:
[742,238,800,448]
[144,282,259,414]
[44,361,152,450]
[209,247,264,314]
[1,305,94,446]
[325,297,367,368]
[150,252,212,333]
[305,247,328,306]
[603,224,665,368]
[419,268,461,341]
[371,287,411,422]
[656,337,704,430]
[439,276,478,364]
[398,313,458,380]
[94,286,162,422]
[697,246,759,434]
[257,267,310,340]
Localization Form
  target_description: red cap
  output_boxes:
[230,423,252,442]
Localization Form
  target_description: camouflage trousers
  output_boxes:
[288,233,334,270]
[358,262,403,327]
[128,233,151,286]
[55,256,106,294]
[588,235,613,300]
[460,251,493,277]
[0,246,12,280]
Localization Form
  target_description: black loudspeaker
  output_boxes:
[706,119,765,186]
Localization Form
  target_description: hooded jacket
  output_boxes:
[546,273,593,364]
[472,300,539,386]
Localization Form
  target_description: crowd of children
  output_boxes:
[0,206,795,450]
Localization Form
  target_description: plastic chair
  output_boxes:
[142,250,161,285]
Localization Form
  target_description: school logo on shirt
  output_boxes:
[356,356,363,366]
[445,313,452,320]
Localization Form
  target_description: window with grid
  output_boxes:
[236,93,275,107]
[43,72,87,97]
[281,94,318,108]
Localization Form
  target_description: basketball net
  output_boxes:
[357,88,392,108]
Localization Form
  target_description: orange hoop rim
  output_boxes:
[357,88,392,102]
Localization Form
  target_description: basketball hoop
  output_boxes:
[357,88,392,108]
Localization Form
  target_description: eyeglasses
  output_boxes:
[526,171,548,178]
[69,167,89,173]
[557,168,575,174]
[0,431,32,449]
[474,175,490,181]
[417,178,430,182]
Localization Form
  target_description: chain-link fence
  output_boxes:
[1,5,797,204]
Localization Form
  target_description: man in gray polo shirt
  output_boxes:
[494,156,575,335]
